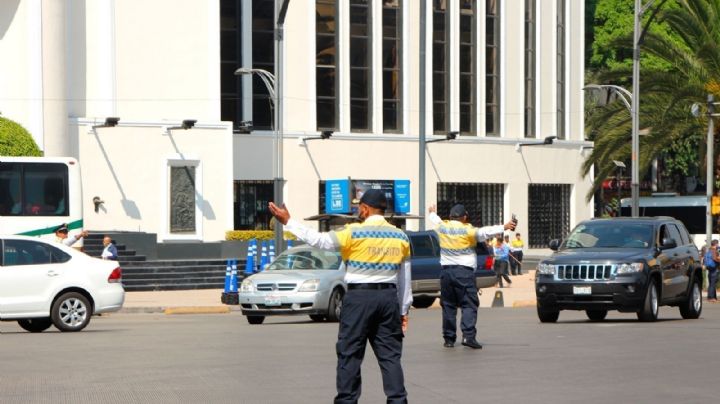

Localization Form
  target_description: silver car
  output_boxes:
[238,246,345,325]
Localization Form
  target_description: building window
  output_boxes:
[170,166,196,234]
[220,0,243,132]
[528,184,571,248]
[556,0,566,140]
[350,0,371,132]
[486,0,500,136]
[382,0,402,133]
[432,0,448,134]
[525,0,536,138]
[252,0,275,130]
[234,180,274,230]
[437,183,504,227]
[459,1,476,135]
[317,0,338,131]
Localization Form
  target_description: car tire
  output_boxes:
[585,309,608,321]
[679,279,702,319]
[537,307,559,323]
[411,296,436,309]
[326,288,344,322]
[309,315,326,322]
[51,292,92,332]
[637,281,659,322]
[17,318,53,333]
[246,315,265,325]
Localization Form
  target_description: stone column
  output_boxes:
[41,0,69,157]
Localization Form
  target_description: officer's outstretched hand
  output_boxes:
[401,315,409,334]
[503,219,517,231]
[268,202,291,225]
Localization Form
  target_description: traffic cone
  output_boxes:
[286,239,293,249]
[221,259,239,305]
[491,290,504,308]
[269,240,276,263]
[260,241,269,271]
[252,239,259,272]
[244,243,255,275]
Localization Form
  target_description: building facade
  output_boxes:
[0,0,592,254]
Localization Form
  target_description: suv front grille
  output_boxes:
[555,265,615,281]
[256,283,297,291]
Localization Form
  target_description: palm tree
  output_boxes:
[584,0,720,201]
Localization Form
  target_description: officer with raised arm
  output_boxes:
[428,204,516,349]
[269,189,412,404]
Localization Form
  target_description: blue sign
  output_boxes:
[325,179,351,214]
[394,180,410,214]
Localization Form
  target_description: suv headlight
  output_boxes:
[616,263,644,274]
[298,279,320,292]
[240,279,254,293]
[537,263,556,275]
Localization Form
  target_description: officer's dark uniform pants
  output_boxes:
[335,287,407,404]
[440,265,479,342]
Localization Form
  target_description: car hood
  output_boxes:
[246,270,343,282]
[543,249,652,264]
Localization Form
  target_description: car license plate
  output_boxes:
[573,286,591,295]
[264,296,282,306]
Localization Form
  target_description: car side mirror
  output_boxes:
[548,239,561,251]
[661,237,677,250]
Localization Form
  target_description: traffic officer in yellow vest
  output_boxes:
[269,189,412,404]
[428,204,516,349]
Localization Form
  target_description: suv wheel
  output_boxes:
[537,307,559,323]
[411,296,436,309]
[585,309,608,321]
[637,281,659,322]
[679,280,702,319]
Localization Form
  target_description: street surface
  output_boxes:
[1,305,719,404]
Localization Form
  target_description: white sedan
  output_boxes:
[0,235,124,332]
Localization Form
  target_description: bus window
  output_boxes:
[0,163,68,217]
[0,164,22,215]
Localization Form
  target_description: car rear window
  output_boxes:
[410,235,436,257]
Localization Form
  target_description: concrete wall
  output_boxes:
[74,120,233,242]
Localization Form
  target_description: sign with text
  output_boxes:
[393,180,410,213]
[325,179,351,214]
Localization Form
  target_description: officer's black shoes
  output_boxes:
[461,338,483,349]
[443,340,455,348]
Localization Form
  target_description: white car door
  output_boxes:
[0,239,67,317]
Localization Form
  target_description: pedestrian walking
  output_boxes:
[268,189,412,404]
[428,204,516,350]
[101,236,119,260]
[704,239,719,302]
[510,233,525,275]
[493,234,513,288]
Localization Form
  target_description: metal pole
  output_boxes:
[274,0,287,252]
[707,94,714,249]
[631,0,641,217]
[418,0,427,230]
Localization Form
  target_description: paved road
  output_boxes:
[1,305,719,404]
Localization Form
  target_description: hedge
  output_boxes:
[225,230,297,241]
[0,117,42,156]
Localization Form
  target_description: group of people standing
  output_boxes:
[53,223,118,260]
[269,195,518,403]
[487,232,526,288]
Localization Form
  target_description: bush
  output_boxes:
[225,230,296,241]
[0,117,42,156]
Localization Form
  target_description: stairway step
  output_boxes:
[123,283,224,292]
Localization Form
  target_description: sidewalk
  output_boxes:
[120,271,539,314]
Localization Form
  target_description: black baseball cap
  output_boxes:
[359,189,388,210]
[449,204,467,218]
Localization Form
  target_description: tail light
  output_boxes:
[108,267,122,283]
[483,256,494,270]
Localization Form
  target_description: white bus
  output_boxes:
[0,157,84,243]
[620,194,717,247]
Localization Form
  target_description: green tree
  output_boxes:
[583,0,719,200]
[0,117,42,156]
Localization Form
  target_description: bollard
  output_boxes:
[491,290,504,308]
[269,239,276,263]
[244,243,256,275]
[221,259,239,305]
[252,239,259,272]
[286,239,293,249]
[260,241,269,271]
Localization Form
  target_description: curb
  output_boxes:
[163,306,232,315]
[512,299,537,308]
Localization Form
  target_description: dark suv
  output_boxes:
[535,217,703,323]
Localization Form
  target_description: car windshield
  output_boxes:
[561,223,655,249]
[266,247,342,270]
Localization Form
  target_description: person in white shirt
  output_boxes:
[54,224,88,247]
[101,236,118,260]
